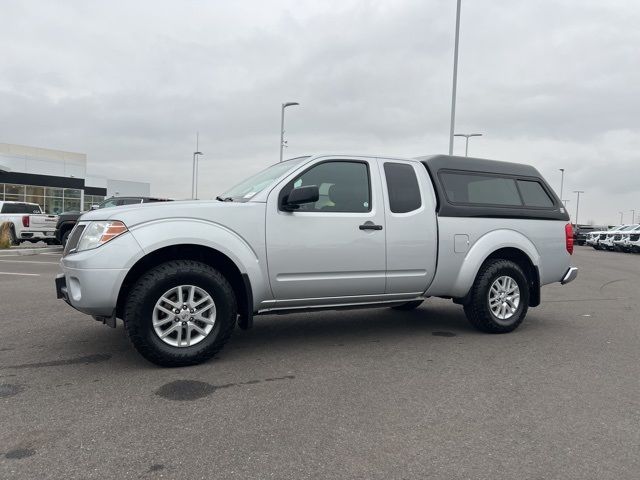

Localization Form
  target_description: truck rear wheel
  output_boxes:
[124,260,237,367]
[463,259,529,333]
[9,226,19,246]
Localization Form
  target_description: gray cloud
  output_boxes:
[1,0,639,224]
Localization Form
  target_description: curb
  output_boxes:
[0,246,63,257]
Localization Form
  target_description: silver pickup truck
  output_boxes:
[56,154,578,367]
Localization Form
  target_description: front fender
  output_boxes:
[128,218,270,305]
[451,229,541,298]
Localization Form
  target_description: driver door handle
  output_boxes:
[359,222,383,231]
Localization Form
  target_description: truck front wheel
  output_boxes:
[463,259,529,333]
[61,230,71,248]
[124,260,237,367]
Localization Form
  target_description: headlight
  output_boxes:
[76,221,128,252]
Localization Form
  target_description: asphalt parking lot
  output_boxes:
[0,247,638,479]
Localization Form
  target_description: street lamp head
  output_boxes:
[559,168,564,172]
[454,133,482,138]
[283,102,299,108]
[194,151,203,155]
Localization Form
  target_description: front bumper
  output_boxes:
[55,266,128,317]
[55,273,69,302]
[55,231,142,317]
[561,266,579,285]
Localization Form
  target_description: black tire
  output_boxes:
[124,260,237,367]
[463,259,530,334]
[61,230,71,248]
[9,226,19,246]
[392,300,424,311]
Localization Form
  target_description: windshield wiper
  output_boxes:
[216,196,234,202]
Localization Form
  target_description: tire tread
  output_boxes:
[463,259,529,334]
[124,260,236,367]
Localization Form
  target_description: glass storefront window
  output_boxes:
[63,198,81,212]
[25,195,46,209]
[83,195,105,211]
[45,197,64,215]
[63,188,81,199]
[0,184,108,214]
[45,187,63,197]
[26,186,45,197]
[5,184,25,198]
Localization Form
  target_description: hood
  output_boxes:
[78,199,264,228]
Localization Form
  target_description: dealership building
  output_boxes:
[0,143,150,214]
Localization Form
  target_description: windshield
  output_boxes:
[99,199,119,209]
[220,156,309,201]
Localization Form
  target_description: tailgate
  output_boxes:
[29,214,58,229]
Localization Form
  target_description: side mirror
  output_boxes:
[90,204,99,210]
[283,185,319,211]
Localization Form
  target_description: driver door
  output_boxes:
[265,158,386,305]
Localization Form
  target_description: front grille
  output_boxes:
[631,234,640,242]
[614,234,622,241]
[599,234,607,240]
[63,224,85,256]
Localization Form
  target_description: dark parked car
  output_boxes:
[55,196,172,247]
[573,225,606,246]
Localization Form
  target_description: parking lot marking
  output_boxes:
[0,272,40,276]
[0,259,59,265]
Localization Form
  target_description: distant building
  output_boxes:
[0,143,150,214]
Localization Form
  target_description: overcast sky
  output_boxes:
[2,0,639,224]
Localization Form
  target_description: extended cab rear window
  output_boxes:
[1,203,42,214]
[383,162,422,213]
[439,172,554,208]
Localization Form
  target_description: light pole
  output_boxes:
[191,132,204,199]
[619,211,624,224]
[280,102,299,162]
[192,151,203,199]
[448,0,462,155]
[631,209,636,224]
[454,133,482,156]
[573,190,584,226]
[559,168,565,201]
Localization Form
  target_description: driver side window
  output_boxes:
[281,161,371,213]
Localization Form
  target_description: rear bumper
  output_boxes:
[20,230,55,239]
[561,266,578,285]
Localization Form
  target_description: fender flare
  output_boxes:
[122,218,267,318]
[451,229,541,299]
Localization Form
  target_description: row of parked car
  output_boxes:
[575,224,640,253]
[0,196,170,247]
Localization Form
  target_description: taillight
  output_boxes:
[565,223,574,255]
[22,216,29,227]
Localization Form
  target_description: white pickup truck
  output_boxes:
[0,201,58,245]
[56,154,578,367]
